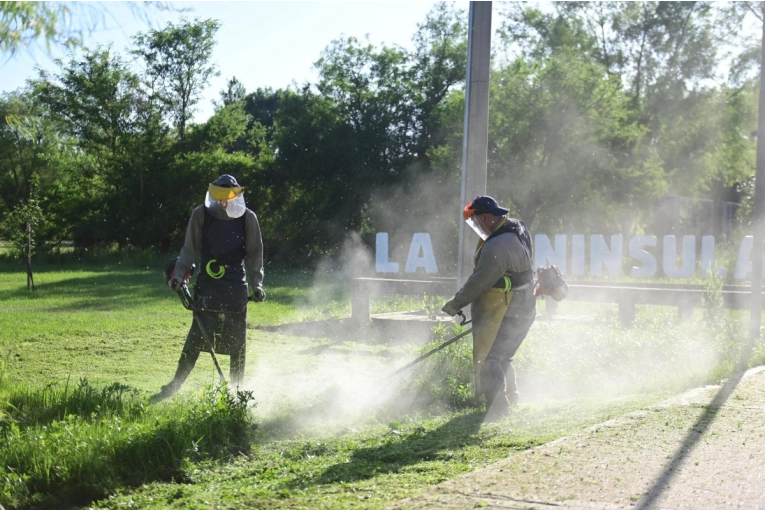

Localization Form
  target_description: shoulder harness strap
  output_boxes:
[487,218,534,290]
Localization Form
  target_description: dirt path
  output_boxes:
[387,366,765,509]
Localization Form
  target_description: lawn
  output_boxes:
[0,260,761,509]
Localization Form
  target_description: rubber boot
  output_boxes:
[149,380,180,403]
[149,350,200,403]
[485,393,514,422]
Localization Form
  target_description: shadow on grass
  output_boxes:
[634,339,759,510]
[4,275,310,313]
[1,382,254,510]
[21,418,211,510]
[0,271,168,310]
[310,410,486,486]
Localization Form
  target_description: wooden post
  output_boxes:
[351,278,370,325]
[26,221,34,291]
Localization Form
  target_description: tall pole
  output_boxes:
[751,3,765,344]
[458,1,492,285]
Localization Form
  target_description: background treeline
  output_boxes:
[0,2,762,269]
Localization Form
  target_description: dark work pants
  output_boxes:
[171,310,247,389]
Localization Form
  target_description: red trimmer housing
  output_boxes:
[535,264,568,301]
[163,258,195,287]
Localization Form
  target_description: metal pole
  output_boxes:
[751,3,765,343]
[458,1,492,286]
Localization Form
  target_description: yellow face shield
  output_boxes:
[208,184,243,201]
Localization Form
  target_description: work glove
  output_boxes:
[441,299,460,317]
[250,287,266,302]
[168,277,183,292]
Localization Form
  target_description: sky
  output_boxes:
[1,1,456,122]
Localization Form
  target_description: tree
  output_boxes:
[1,183,43,290]
[408,2,467,172]
[32,47,145,247]
[0,90,61,221]
[259,88,359,263]
[487,50,645,234]
[215,76,247,109]
[494,2,755,238]
[132,18,220,148]
[35,48,140,157]
[0,2,172,57]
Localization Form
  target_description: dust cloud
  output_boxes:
[516,307,740,404]
[241,229,438,431]
[239,149,744,429]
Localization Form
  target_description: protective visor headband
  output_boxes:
[208,184,243,201]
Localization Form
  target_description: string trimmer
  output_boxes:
[387,311,472,378]
[164,259,228,382]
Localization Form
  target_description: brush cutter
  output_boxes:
[177,281,227,382]
[387,310,472,378]
[164,258,247,384]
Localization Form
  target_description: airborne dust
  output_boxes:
[239,169,746,432]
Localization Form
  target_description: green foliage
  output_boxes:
[491,1,757,238]
[421,294,442,320]
[399,322,479,411]
[0,379,255,509]
[487,49,645,232]
[0,194,42,261]
[0,2,172,57]
[1,2,762,270]
[0,264,761,508]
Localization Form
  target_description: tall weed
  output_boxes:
[397,322,479,412]
[703,268,725,335]
[0,381,256,509]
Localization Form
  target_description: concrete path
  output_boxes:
[388,366,765,509]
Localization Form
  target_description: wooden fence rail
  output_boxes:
[351,277,764,326]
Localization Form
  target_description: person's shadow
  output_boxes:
[307,410,485,487]
[635,338,758,509]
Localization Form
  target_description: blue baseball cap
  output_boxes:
[463,195,509,219]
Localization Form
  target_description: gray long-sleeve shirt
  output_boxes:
[174,205,264,291]
[450,220,532,311]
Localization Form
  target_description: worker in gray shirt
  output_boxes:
[152,174,265,402]
[442,195,536,418]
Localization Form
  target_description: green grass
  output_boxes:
[0,381,254,509]
[0,260,763,509]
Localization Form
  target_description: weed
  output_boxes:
[396,323,480,412]
[421,294,442,320]
[703,267,725,335]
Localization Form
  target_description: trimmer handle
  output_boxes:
[455,310,471,326]
[178,282,196,311]
[176,282,248,315]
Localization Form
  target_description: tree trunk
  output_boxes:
[26,222,35,291]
